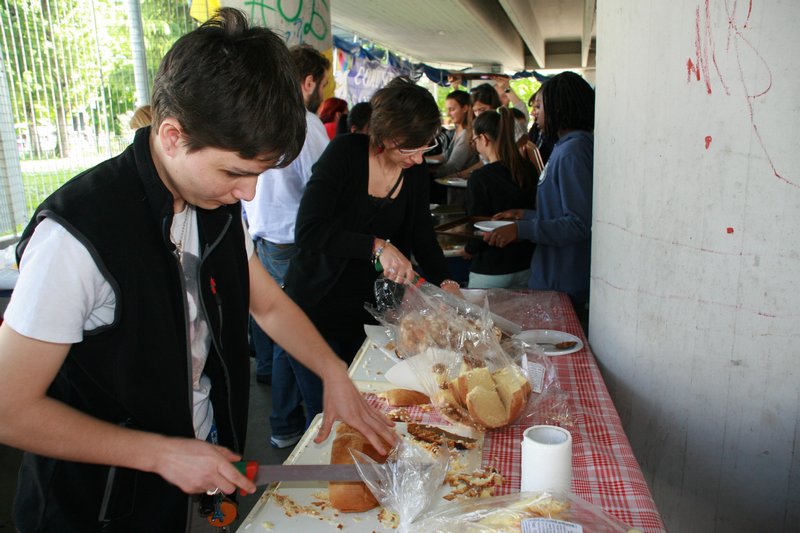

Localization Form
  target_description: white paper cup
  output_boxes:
[520,425,572,492]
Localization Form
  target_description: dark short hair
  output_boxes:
[347,102,372,132]
[289,43,330,84]
[369,77,440,149]
[151,8,305,164]
[540,71,595,140]
[469,83,501,109]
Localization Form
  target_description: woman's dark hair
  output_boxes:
[540,71,595,140]
[347,102,372,133]
[318,97,348,124]
[369,77,440,150]
[473,107,532,190]
[151,8,305,165]
[469,83,501,109]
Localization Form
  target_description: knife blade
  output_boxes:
[235,461,363,489]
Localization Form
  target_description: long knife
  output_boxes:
[235,461,363,492]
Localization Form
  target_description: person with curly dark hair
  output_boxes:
[484,71,595,322]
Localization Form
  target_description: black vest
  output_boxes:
[12,128,251,532]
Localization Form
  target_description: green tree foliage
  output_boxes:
[0,0,195,158]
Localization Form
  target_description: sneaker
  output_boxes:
[269,430,304,449]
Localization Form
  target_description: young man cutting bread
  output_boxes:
[0,9,394,531]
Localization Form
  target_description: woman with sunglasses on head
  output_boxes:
[281,77,460,425]
[464,107,537,289]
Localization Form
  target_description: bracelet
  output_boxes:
[440,279,460,290]
[373,239,390,271]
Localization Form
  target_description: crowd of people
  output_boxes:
[0,7,595,531]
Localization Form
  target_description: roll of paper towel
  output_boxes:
[520,425,572,492]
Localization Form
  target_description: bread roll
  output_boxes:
[379,388,430,407]
[329,424,386,512]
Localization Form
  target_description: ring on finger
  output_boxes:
[206,487,220,496]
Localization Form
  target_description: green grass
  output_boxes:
[21,167,84,214]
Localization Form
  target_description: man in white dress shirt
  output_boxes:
[243,44,331,449]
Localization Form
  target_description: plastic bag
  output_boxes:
[513,341,573,428]
[367,279,531,430]
[351,439,450,533]
[412,490,637,532]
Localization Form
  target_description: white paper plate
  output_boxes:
[473,220,513,232]
[363,324,401,363]
[514,329,583,356]
[384,348,453,394]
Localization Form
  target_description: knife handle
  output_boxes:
[234,460,259,496]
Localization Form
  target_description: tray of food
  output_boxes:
[239,414,498,532]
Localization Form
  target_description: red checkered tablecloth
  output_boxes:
[365,290,665,533]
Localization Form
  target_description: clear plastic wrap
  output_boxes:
[367,279,569,429]
[367,279,531,430]
[351,439,450,533]
[412,491,637,532]
[513,341,573,428]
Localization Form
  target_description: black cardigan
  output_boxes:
[284,134,449,338]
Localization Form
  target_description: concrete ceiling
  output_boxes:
[330,0,596,73]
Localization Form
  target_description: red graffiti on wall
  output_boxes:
[687,0,797,188]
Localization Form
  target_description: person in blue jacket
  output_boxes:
[483,71,595,324]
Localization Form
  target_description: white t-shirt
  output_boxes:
[4,209,254,439]
[242,110,329,244]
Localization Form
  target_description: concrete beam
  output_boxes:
[498,0,547,69]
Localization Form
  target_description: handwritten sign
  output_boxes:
[222,0,331,49]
